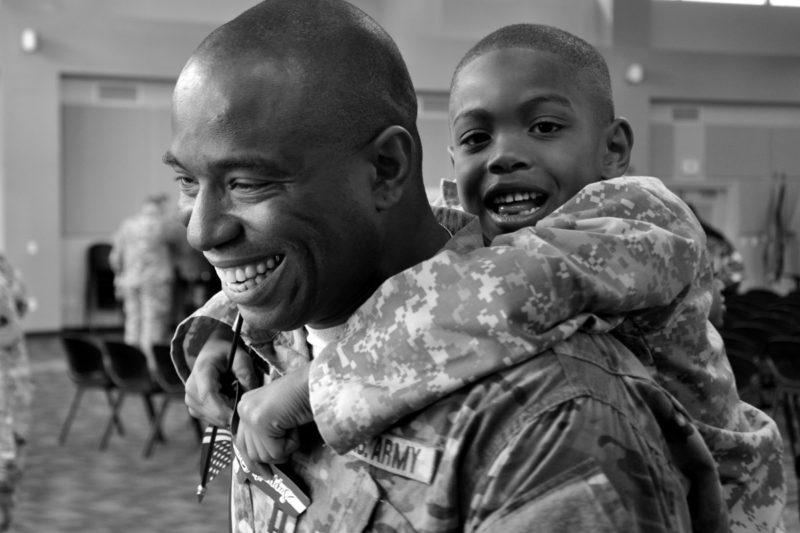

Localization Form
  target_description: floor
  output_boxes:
[13,332,229,533]
[8,332,800,532]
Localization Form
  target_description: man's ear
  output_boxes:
[368,125,414,211]
[601,117,634,179]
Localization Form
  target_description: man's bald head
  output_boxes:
[187,0,420,158]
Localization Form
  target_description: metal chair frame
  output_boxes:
[101,340,164,455]
[765,335,800,516]
[144,343,203,457]
[59,335,125,447]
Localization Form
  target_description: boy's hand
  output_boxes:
[184,336,257,427]
[236,363,313,464]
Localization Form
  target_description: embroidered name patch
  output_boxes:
[350,434,440,484]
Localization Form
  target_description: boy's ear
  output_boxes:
[367,125,414,211]
[447,145,455,167]
[601,117,634,179]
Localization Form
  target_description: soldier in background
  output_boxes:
[0,254,33,532]
[110,194,183,362]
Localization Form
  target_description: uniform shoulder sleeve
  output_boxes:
[310,177,705,453]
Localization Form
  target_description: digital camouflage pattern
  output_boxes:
[0,255,32,492]
[172,176,784,532]
[174,303,696,532]
[305,176,783,532]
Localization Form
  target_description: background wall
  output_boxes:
[1,0,799,331]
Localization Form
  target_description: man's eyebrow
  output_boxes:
[161,153,288,174]
[162,151,181,167]
[210,156,286,173]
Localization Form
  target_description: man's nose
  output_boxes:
[487,133,531,174]
[183,189,239,251]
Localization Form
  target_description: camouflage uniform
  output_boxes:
[0,255,32,506]
[110,200,183,355]
[174,298,695,532]
[174,176,784,531]
[301,176,783,533]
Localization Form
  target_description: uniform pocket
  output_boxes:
[475,458,636,533]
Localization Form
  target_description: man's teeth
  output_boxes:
[215,256,283,293]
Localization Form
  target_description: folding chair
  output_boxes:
[101,340,164,455]
[765,335,800,515]
[59,335,124,447]
[143,343,203,457]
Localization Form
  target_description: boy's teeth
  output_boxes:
[493,191,541,206]
[490,190,547,216]
[215,255,284,292]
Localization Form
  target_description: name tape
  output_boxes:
[350,434,440,484]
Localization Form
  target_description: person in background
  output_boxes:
[687,203,745,327]
[0,255,33,532]
[170,2,724,531]
[110,194,184,361]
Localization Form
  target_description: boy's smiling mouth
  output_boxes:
[488,190,548,217]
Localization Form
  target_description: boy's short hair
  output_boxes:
[451,23,615,124]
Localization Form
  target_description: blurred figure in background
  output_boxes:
[0,255,33,532]
[110,194,184,360]
[688,204,745,327]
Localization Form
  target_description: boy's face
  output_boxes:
[450,47,612,241]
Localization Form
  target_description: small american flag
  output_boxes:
[196,426,233,501]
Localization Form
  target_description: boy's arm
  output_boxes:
[311,176,706,453]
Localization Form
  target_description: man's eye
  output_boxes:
[229,180,264,193]
[530,121,562,135]
[174,175,198,194]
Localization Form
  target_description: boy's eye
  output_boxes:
[459,131,491,148]
[530,121,562,135]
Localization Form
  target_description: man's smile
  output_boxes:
[214,255,285,293]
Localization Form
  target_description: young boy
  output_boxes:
[306,24,785,532]
[178,23,783,532]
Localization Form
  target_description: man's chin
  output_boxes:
[237,304,305,336]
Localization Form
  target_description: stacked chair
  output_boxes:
[719,287,800,515]
[59,335,125,447]
[60,335,201,458]
[101,340,164,454]
[146,343,203,457]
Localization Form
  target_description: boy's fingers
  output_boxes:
[185,368,235,426]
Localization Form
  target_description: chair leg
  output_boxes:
[104,388,125,436]
[100,392,126,450]
[58,387,84,445]
[143,396,171,458]
[142,394,166,442]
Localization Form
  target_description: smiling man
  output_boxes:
[168,2,725,531]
